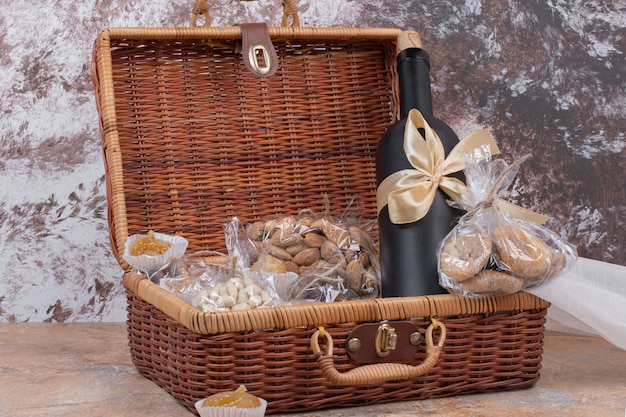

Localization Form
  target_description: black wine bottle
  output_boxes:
[376,31,463,297]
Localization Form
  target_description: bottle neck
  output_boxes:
[397,48,433,118]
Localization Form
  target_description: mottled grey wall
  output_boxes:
[0,0,624,322]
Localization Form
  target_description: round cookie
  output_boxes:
[440,231,493,282]
[460,269,524,295]
[493,224,553,281]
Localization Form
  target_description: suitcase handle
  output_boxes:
[310,321,446,385]
[191,0,300,27]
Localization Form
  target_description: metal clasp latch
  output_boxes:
[345,321,422,364]
[240,23,278,77]
[375,323,397,357]
[248,44,272,76]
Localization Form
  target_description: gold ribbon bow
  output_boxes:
[376,109,500,224]
[377,109,551,225]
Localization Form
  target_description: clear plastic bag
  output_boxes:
[224,206,381,304]
[158,247,279,312]
[222,217,299,303]
[159,250,237,305]
[438,146,578,298]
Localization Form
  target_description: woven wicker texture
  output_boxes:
[126,289,547,414]
[123,271,549,336]
[94,26,402,266]
[92,7,550,415]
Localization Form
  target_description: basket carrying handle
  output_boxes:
[311,321,446,385]
[191,0,300,27]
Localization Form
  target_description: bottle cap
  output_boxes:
[397,30,423,54]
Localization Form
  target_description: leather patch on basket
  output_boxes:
[241,23,278,77]
[345,321,422,364]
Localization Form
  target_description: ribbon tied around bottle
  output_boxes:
[376,109,550,225]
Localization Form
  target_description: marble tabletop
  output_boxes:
[1,323,624,417]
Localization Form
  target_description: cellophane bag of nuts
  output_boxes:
[438,146,578,298]
[226,208,381,305]
[167,251,279,313]
[186,220,280,313]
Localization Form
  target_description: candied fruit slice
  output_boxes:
[202,384,262,408]
[250,254,286,273]
[130,230,172,256]
[238,392,262,408]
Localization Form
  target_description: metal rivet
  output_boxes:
[347,338,362,352]
[410,331,423,346]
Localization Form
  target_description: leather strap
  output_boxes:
[346,321,421,364]
[241,23,278,77]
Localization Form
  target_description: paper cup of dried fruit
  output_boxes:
[123,230,188,279]
[195,385,267,417]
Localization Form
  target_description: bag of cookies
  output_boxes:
[228,206,381,304]
[438,146,578,298]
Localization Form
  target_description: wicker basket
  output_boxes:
[92,0,549,414]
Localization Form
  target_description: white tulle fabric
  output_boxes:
[527,257,626,350]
